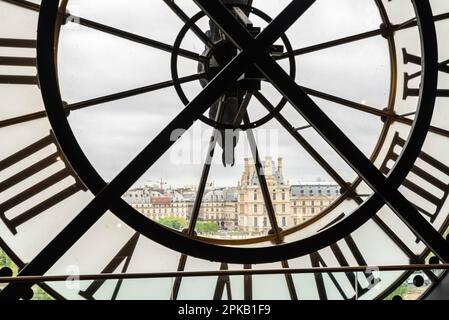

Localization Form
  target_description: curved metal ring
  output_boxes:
[37,0,438,264]
[171,7,296,130]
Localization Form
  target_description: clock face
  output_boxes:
[0,0,449,300]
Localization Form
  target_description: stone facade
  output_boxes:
[123,157,340,233]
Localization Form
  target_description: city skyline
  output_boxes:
[128,156,339,190]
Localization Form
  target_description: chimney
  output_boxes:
[278,157,283,176]
[264,156,273,176]
[244,158,250,184]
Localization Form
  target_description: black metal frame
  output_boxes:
[170,7,296,130]
[1,263,448,284]
[0,0,444,299]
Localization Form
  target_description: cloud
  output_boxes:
[58,0,391,187]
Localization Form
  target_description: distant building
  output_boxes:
[123,157,340,234]
[237,157,340,232]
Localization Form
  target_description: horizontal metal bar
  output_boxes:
[0,264,447,283]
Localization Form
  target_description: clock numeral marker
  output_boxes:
[79,233,140,300]
[0,133,86,234]
[213,263,232,300]
[380,132,449,223]
[310,235,376,300]
[402,48,449,99]
[0,38,38,85]
[0,0,40,12]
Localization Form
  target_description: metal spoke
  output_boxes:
[0,34,255,299]
[276,28,384,60]
[162,0,214,48]
[244,111,298,300]
[194,0,316,51]
[257,55,449,261]
[301,86,449,138]
[0,0,320,299]
[67,16,203,62]
[172,98,226,300]
[277,12,449,60]
[0,73,204,129]
[199,0,449,262]
[254,92,355,195]
[254,94,434,271]
[397,12,449,30]
[300,85,387,117]
[244,113,281,242]
[67,73,205,111]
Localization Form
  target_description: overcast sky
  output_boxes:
[58,0,389,188]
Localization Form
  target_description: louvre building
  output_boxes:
[0,0,449,302]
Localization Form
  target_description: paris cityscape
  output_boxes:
[123,157,341,237]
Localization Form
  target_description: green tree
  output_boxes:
[196,221,219,234]
[1,248,53,300]
[385,283,408,300]
[157,216,188,231]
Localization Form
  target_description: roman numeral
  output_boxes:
[0,38,38,85]
[79,233,140,300]
[310,235,377,300]
[213,263,232,300]
[0,132,86,234]
[380,132,449,223]
[402,48,449,99]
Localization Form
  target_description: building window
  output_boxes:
[272,192,276,201]
[282,217,287,227]
[302,201,306,206]
[263,217,268,227]
[311,208,315,214]
[282,193,286,200]
[311,201,315,206]
[282,204,286,213]
[302,208,306,214]
[294,208,297,214]
[254,217,258,227]
[320,200,324,206]
[254,204,257,213]
[253,192,257,201]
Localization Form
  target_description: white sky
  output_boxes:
[58,0,390,188]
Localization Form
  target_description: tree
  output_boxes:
[196,221,219,234]
[157,216,188,231]
[0,249,53,300]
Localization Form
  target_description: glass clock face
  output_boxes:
[0,0,448,300]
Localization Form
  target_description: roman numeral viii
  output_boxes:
[402,48,449,99]
[380,132,449,223]
[310,235,378,300]
[79,233,140,300]
[0,132,87,234]
[0,38,38,85]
